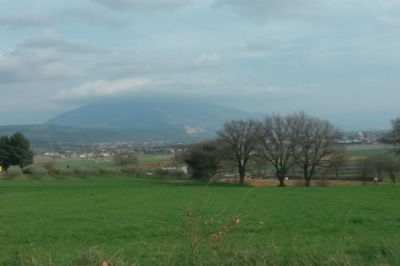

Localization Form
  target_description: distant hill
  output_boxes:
[47,98,261,135]
[0,98,261,149]
[0,124,211,150]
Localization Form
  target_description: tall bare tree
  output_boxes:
[257,114,297,186]
[328,147,349,179]
[291,112,340,186]
[358,155,399,183]
[383,118,400,148]
[218,119,259,185]
[369,154,400,182]
[357,157,375,183]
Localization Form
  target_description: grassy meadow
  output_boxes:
[346,148,396,158]
[1,177,400,265]
[43,154,172,169]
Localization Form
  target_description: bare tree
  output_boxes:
[114,150,138,167]
[357,157,375,183]
[382,118,400,150]
[257,114,297,186]
[370,155,389,180]
[328,147,349,179]
[369,154,400,182]
[171,149,186,167]
[292,112,340,186]
[217,119,259,185]
[386,157,400,183]
[249,156,268,179]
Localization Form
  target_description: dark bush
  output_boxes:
[154,168,186,178]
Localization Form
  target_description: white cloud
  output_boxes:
[57,78,152,100]
[92,0,190,10]
[196,53,221,66]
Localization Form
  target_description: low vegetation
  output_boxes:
[1,178,400,265]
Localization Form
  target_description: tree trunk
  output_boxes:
[390,172,397,183]
[303,167,311,187]
[277,173,285,186]
[239,174,245,185]
[239,167,245,185]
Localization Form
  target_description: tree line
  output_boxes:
[178,112,341,186]
[179,112,400,186]
[3,114,400,184]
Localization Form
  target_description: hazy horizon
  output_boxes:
[1,0,399,130]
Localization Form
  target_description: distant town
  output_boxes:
[36,129,386,162]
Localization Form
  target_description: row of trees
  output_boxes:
[357,154,399,183]
[181,112,342,186]
[0,132,33,173]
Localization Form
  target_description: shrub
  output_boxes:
[42,161,60,175]
[154,168,186,178]
[120,166,138,174]
[95,167,123,177]
[30,166,49,178]
[22,167,34,174]
[71,167,99,177]
[5,166,22,178]
[58,168,75,176]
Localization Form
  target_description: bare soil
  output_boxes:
[220,178,384,187]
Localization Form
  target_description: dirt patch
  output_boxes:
[220,178,384,187]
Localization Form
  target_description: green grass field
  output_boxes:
[346,148,396,157]
[1,178,400,265]
[55,160,116,169]
[51,154,172,169]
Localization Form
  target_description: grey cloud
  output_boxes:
[214,0,318,19]
[216,0,314,10]
[0,10,129,30]
[20,31,108,54]
[0,50,83,82]
[59,8,129,27]
[92,0,191,10]
[90,50,224,80]
[0,32,105,83]
[0,14,46,28]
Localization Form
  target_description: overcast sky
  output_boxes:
[1,0,400,129]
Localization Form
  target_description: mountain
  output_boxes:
[47,98,261,135]
[0,99,262,150]
[0,124,205,150]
